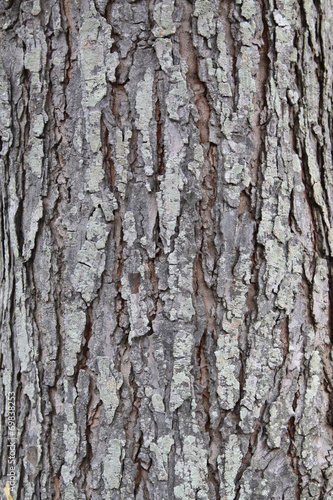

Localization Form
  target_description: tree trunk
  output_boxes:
[1,0,333,498]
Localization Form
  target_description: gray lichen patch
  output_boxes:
[188,144,204,180]
[15,274,33,373]
[135,68,154,176]
[96,357,123,425]
[72,208,110,303]
[22,199,44,262]
[221,434,243,500]
[174,432,210,499]
[153,0,176,38]
[311,258,329,340]
[154,38,174,73]
[170,328,194,411]
[25,139,44,178]
[63,304,87,376]
[194,0,218,40]
[123,211,138,248]
[103,439,125,493]
[128,291,150,344]
[215,333,240,411]
[156,120,185,252]
[150,435,174,481]
[114,128,132,199]
[79,8,118,108]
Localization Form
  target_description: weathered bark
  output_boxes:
[1,0,333,498]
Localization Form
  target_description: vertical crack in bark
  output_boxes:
[114,210,125,305]
[49,184,67,386]
[112,83,129,134]
[134,429,151,499]
[147,259,160,336]
[329,259,333,346]
[290,23,319,252]
[298,143,323,256]
[234,402,267,499]
[219,0,237,105]
[81,376,99,499]
[293,11,333,483]
[74,308,92,385]
[178,0,210,144]
[178,5,224,496]
[101,116,115,191]
[41,5,76,491]
[245,243,263,323]
[155,71,165,187]
[252,0,269,188]
[9,275,16,403]
[54,475,61,500]
[294,0,327,258]
[14,65,26,257]
[102,0,113,23]
[287,390,301,499]
[195,326,221,499]
[313,4,333,448]
[245,0,269,321]
[102,15,137,491]
[120,365,143,493]
[234,2,271,493]
[22,62,31,151]
[325,259,333,408]
[280,317,289,366]
[169,408,180,499]
[62,0,75,87]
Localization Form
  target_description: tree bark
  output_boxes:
[1,0,333,498]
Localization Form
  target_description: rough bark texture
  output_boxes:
[1,0,333,498]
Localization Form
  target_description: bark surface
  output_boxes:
[1,0,333,498]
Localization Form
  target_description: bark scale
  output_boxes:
[1,0,333,498]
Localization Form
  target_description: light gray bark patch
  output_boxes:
[2,0,333,497]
